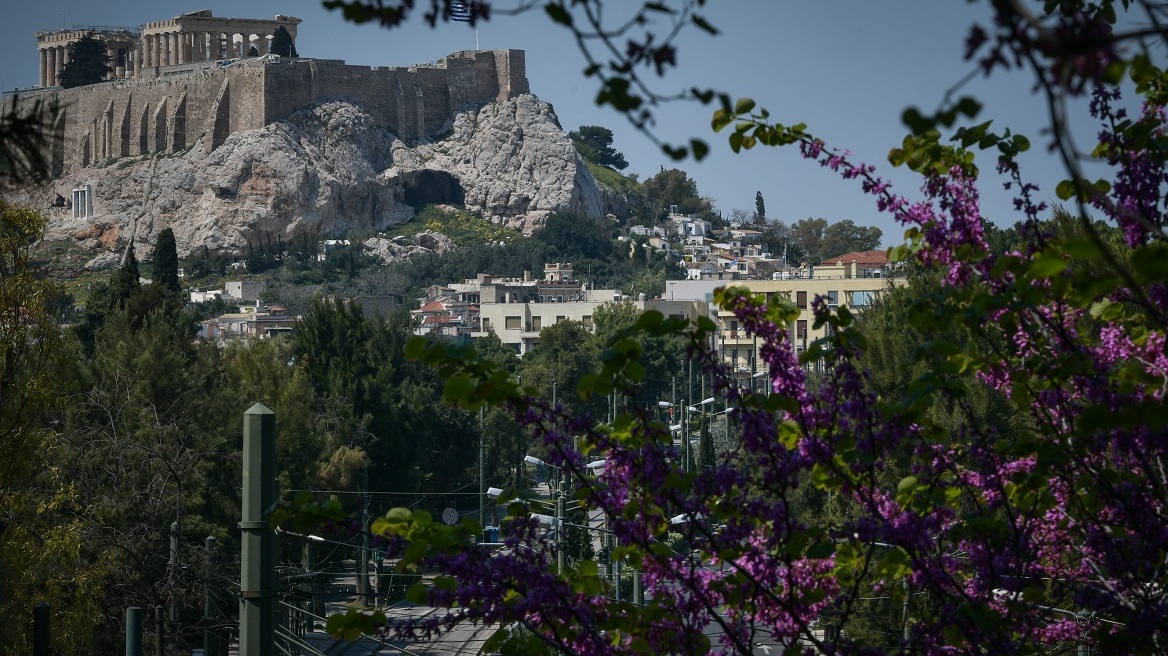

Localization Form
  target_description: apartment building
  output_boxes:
[665,250,898,373]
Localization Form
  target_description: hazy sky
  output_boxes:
[0,1,1118,244]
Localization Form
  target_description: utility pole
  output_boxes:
[556,479,565,573]
[479,405,485,529]
[686,360,693,473]
[240,403,277,656]
[359,467,370,601]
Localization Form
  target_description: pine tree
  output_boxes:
[698,414,715,471]
[270,26,299,57]
[754,190,766,225]
[111,243,140,307]
[59,33,111,88]
[152,228,181,293]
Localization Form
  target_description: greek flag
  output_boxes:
[450,1,472,22]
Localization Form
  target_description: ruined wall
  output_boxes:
[11,49,528,179]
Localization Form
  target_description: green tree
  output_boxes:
[60,294,239,653]
[270,25,299,57]
[112,243,140,306]
[788,217,828,264]
[697,412,714,471]
[754,190,766,225]
[520,320,599,413]
[569,125,628,170]
[820,219,883,260]
[59,33,111,88]
[641,167,713,220]
[292,300,477,494]
[533,212,613,260]
[152,228,181,293]
[0,203,108,655]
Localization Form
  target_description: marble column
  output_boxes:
[39,49,48,87]
[49,47,58,85]
[106,48,116,78]
[51,46,61,85]
[258,34,269,56]
[155,34,163,67]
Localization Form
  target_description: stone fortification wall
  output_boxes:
[14,49,528,179]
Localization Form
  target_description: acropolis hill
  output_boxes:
[26,9,527,175]
[7,10,613,265]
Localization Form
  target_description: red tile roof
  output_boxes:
[819,250,889,266]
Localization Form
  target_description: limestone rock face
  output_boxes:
[363,230,457,265]
[24,94,609,257]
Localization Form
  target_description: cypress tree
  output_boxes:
[111,242,140,307]
[59,33,111,88]
[270,26,299,57]
[153,228,180,293]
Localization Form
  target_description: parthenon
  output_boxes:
[36,9,301,87]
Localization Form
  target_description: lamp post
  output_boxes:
[523,454,566,572]
[659,398,713,472]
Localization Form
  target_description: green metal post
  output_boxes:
[154,605,164,656]
[33,602,49,656]
[169,521,179,632]
[126,607,142,656]
[240,403,277,656]
[204,536,219,656]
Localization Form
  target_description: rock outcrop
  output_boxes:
[19,94,611,258]
[363,230,458,265]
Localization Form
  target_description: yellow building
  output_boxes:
[666,250,897,376]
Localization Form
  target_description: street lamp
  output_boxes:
[659,398,714,471]
[525,454,568,572]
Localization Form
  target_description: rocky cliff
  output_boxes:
[19,93,611,265]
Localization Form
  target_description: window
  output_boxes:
[797,291,808,308]
[852,290,875,307]
[556,316,566,323]
[797,320,807,339]
[532,316,542,331]
[826,290,839,307]
[505,316,521,330]
[482,317,491,331]
[582,315,592,328]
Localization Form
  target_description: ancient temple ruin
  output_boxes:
[36,9,301,87]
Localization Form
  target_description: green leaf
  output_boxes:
[734,97,756,114]
[691,15,719,35]
[545,4,572,26]
[406,581,430,604]
[691,139,709,161]
[443,374,474,405]
[1029,253,1067,279]
[1055,179,1077,200]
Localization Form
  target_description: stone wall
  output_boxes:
[10,49,528,179]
